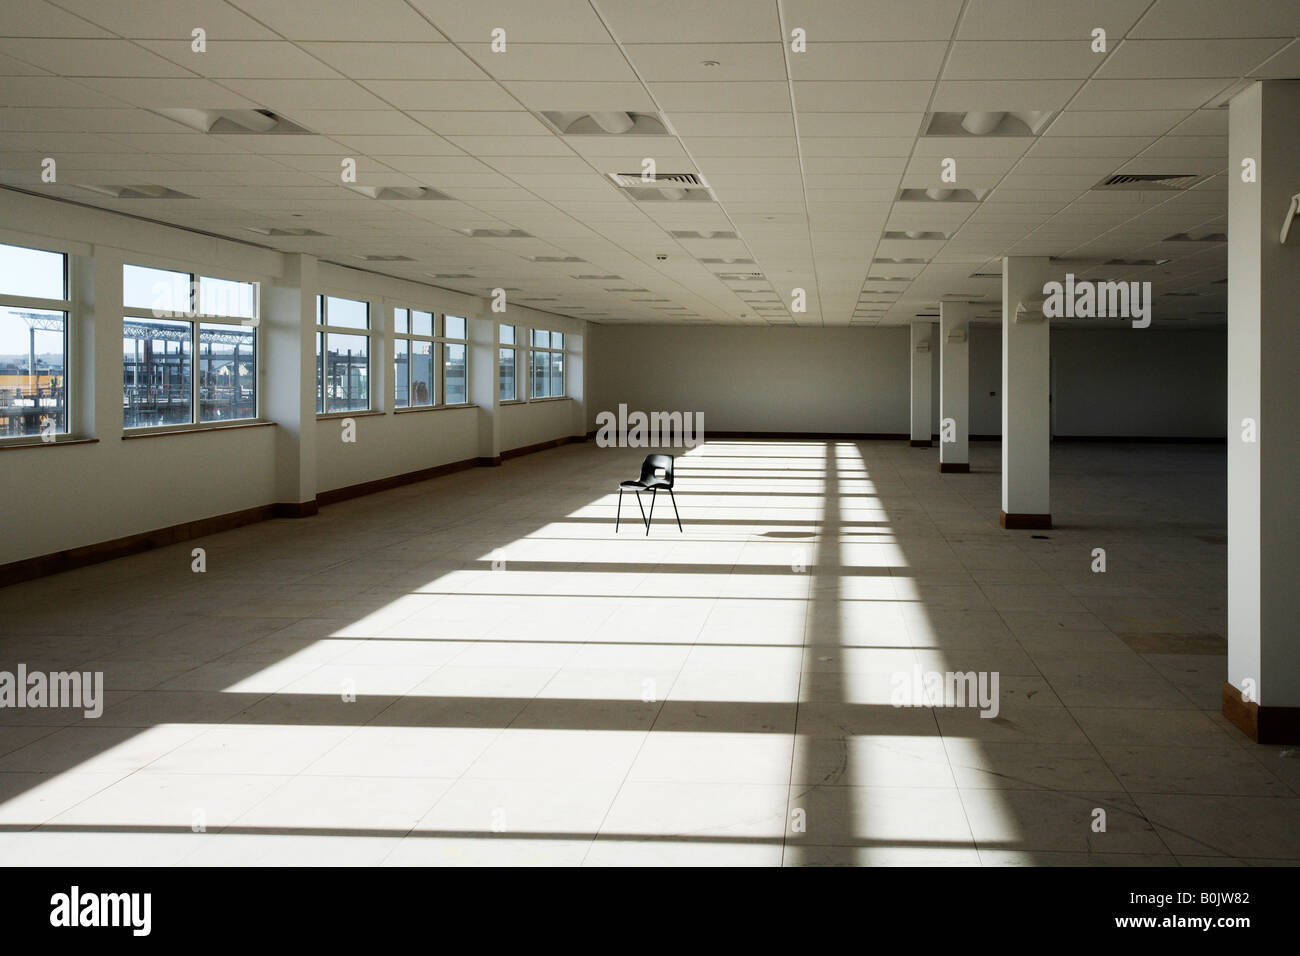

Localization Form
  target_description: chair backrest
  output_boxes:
[639,453,674,487]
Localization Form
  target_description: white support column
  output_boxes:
[263,253,318,515]
[1000,256,1052,529]
[939,301,974,473]
[909,321,933,447]
[470,306,500,464]
[1225,79,1300,742]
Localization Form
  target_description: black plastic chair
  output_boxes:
[616,453,682,535]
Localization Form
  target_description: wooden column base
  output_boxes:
[1223,682,1300,743]
[939,462,970,473]
[909,439,932,448]
[1000,510,1051,529]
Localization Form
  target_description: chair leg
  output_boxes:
[616,488,622,533]
[634,489,647,531]
[668,487,682,532]
[647,488,657,535]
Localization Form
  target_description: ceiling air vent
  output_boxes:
[610,172,714,202]
[716,272,765,281]
[1105,258,1171,267]
[669,229,736,240]
[699,257,755,265]
[898,187,988,202]
[884,230,949,240]
[1165,231,1227,242]
[461,228,532,238]
[531,255,585,263]
[156,108,310,134]
[246,226,326,237]
[346,185,451,200]
[359,254,413,262]
[76,184,194,199]
[1094,174,1203,191]
[539,111,668,136]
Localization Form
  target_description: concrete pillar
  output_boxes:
[909,321,933,446]
[939,301,974,472]
[470,305,501,464]
[263,253,318,515]
[1224,80,1300,742]
[1000,256,1052,528]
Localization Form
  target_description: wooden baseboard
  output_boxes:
[667,430,910,440]
[1,503,279,587]
[500,434,585,461]
[1222,682,1300,743]
[939,462,970,473]
[1001,510,1052,530]
[476,456,502,467]
[1054,435,1228,444]
[3,437,591,588]
[315,456,480,506]
[909,439,932,448]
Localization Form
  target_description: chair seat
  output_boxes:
[620,478,671,490]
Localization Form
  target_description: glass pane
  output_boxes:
[316,331,324,413]
[199,275,256,319]
[498,347,516,402]
[532,329,549,348]
[0,243,66,301]
[551,351,565,397]
[325,295,368,330]
[412,310,433,337]
[500,324,515,346]
[444,343,467,404]
[394,308,408,335]
[393,338,409,408]
[411,340,434,406]
[124,264,190,316]
[530,348,549,399]
[444,314,466,340]
[552,332,563,350]
[324,332,369,412]
[123,317,191,427]
[198,323,256,422]
[0,306,67,437]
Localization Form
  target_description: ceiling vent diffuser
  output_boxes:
[156,108,309,135]
[1094,174,1204,191]
[610,172,714,202]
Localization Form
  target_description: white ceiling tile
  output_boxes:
[1098,38,1291,79]
[959,0,1151,40]
[597,0,780,43]
[297,43,486,81]
[943,41,1107,80]
[1070,78,1238,110]
[1044,109,1192,137]
[783,0,965,41]
[463,43,636,83]
[501,80,655,111]
[931,79,1083,111]
[625,43,787,82]
[1132,0,1300,39]
[406,0,613,43]
[790,43,948,81]
[651,81,791,113]
[225,0,445,41]
[360,80,521,110]
[794,81,933,112]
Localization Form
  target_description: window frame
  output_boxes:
[498,323,519,403]
[392,306,436,409]
[315,293,372,416]
[0,241,72,445]
[528,328,567,401]
[120,262,261,434]
[438,313,470,407]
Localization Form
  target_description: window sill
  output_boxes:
[528,396,572,403]
[0,437,99,452]
[394,403,478,415]
[500,399,525,406]
[123,420,273,440]
[316,410,383,421]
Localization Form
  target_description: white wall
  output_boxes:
[1,190,587,567]
[590,325,911,434]
[590,322,1226,440]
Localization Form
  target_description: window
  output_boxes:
[442,314,468,405]
[394,308,435,407]
[316,294,370,414]
[499,324,517,402]
[530,328,566,399]
[0,242,69,440]
[122,264,258,429]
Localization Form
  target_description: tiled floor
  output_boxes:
[2,439,1297,866]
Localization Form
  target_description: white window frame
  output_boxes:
[0,241,72,445]
[121,262,261,434]
[393,305,436,409]
[529,328,567,401]
[498,323,520,403]
[439,314,470,406]
[316,293,372,416]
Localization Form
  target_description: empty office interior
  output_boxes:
[0,0,1297,869]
